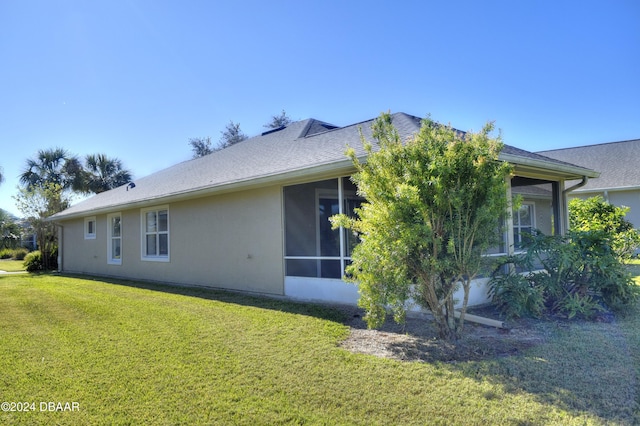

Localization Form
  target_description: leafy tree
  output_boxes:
[264,110,292,129]
[0,209,21,250]
[20,147,84,192]
[0,165,4,186]
[13,182,71,270]
[219,121,248,148]
[569,196,640,259]
[331,113,511,340]
[189,136,215,158]
[83,153,132,193]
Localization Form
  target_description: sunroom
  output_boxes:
[282,162,597,306]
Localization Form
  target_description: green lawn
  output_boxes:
[626,258,640,284]
[0,259,26,272]
[0,273,637,425]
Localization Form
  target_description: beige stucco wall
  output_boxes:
[59,185,285,295]
[523,197,553,236]
[607,191,640,228]
[59,216,105,274]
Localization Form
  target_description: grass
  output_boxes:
[0,259,26,272]
[0,273,638,425]
[626,258,640,284]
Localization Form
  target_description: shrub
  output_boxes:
[489,230,639,319]
[13,248,28,260]
[0,248,29,260]
[488,264,544,319]
[23,251,44,272]
[23,250,57,272]
[569,196,640,259]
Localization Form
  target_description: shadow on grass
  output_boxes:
[60,272,349,324]
[444,318,636,424]
[346,301,637,423]
[48,272,637,423]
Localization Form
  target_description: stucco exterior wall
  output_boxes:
[525,197,553,236]
[59,186,285,295]
[607,191,640,228]
[59,216,106,274]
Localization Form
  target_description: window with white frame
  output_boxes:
[84,216,96,240]
[141,206,169,261]
[107,213,122,265]
[513,203,535,250]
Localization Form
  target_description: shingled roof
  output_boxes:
[50,113,597,220]
[539,139,640,192]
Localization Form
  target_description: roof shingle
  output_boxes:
[50,112,597,220]
[539,139,640,191]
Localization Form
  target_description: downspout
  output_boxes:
[56,223,63,273]
[562,176,589,233]
[563,176,589,195]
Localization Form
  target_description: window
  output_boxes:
[513,203,535,250]
[141,206,170,261]
[107,213,122,265]
[484,218,508,256]
[284,177,363,279]
[84,216,96,240]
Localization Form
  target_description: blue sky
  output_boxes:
[1,0,639,217]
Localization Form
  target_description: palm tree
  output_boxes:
[20,147,84,192]
[84,154,132,193]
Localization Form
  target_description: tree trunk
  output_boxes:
[437,313,455,340]
[418,274,463,341]
[457,278,472,334]
[444,295,458,341]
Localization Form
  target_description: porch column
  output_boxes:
[557,180,568,235]
[505,176,515,256]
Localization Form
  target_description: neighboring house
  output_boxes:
[49,113,598,308]
[539,139,640,227]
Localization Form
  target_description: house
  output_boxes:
[539,139,640,227]
[49,113,598,307]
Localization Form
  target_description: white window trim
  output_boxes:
[140,205,170,262]
[513,202,536,253]
[314,187,362,264]
[84,216,96,240]
[107,212,122,265]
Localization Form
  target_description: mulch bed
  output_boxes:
[335,304,553,363]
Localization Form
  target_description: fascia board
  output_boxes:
[500,152,600,180]
[48,159,356,222]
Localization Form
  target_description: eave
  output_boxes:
[500,152,600,181]
[48,159,356,222]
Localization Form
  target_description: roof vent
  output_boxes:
[261,126,286,136]
[301,120,339,138]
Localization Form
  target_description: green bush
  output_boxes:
[23,251,44,272]
[0,248,29,260]
[569,196,640,259]
[488,265,544,319]
[13,248,28,260]
[489,230,639,319]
